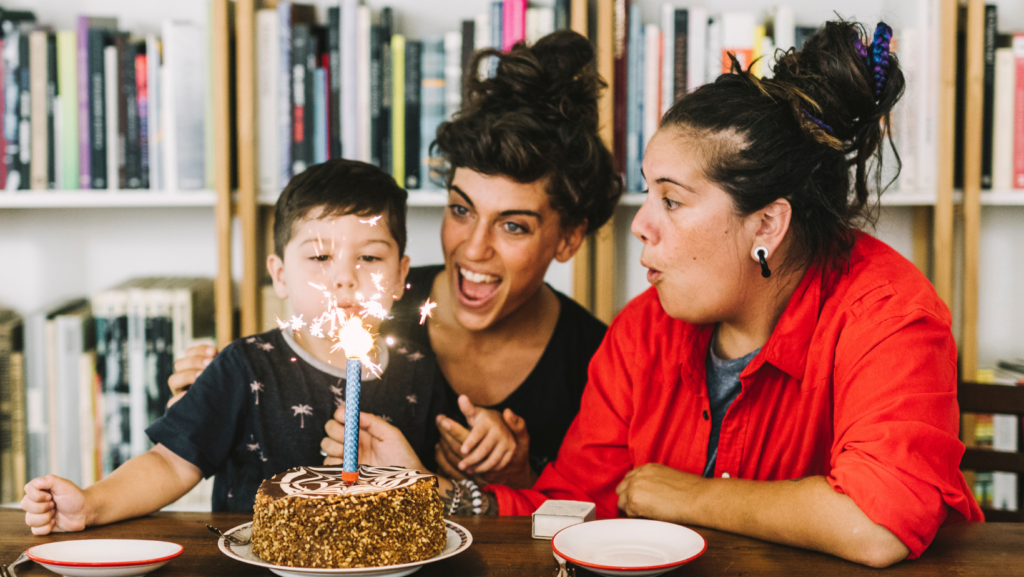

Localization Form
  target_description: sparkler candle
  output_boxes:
[336,316,376,485]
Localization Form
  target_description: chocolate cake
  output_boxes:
[251,465,447,568]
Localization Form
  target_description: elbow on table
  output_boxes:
[846,531,910,569]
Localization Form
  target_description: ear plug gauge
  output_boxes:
[755,247,771,278]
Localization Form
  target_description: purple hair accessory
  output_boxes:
[869,22,892,98]
[803,109,834,135]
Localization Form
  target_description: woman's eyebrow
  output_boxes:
[450,185,474,208]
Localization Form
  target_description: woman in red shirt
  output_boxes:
[334,20,983,567]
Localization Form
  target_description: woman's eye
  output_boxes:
[448,204,469,217]
[504,222,528,234]
[662,197,680,210]
[310,254,330,262]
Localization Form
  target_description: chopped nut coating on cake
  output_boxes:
[251,465,447,568]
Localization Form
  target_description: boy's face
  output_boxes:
[267,209,410,337]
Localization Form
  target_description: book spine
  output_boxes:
[555,0,570,31]
[461,19,475,86]
[313,66,326,164]
[146,35,161,191]
[257,10,279,196]
[1014,33,1024,189]
[88,29,107,189]
[644,25,660,148]
[9,349,27,500]
[421,37,445,187]
[305,28,318,167]
[167,22,207,190]
[613,0,626,176]
[687,8,706,92]
[78,351,96,486]
[660,4,674,118]
[980,5,996,189]
[525,8,537,46]
[379,9,393,176]
[108,293,130,472]
[160,46,176,191]
[357,6,371,164]
[327,6,341,160]
[673,9,688,102]
[2,26,21,190]
[341,0,358,160]
[504,0,527,51]
[18,33,31,189]
[76,18,89,189]
[29,30,47,190]
[0,317,15,502]
[55,314,83,487]
[127,289,146,458]
[404,39,421,189]
[58,31,79,189]
[0,37,7,189]
[537,7,554,38]
[46,33,58,189]
[370,24,383,168]
[135,50,149,189]
[391,34,405,184]
[277,2,293,187]
[119,36,141,189]
[625,3,642,192]
[291,24,308,175]
[490,1,503,58]
[443,32,462,121]
[114,34,128,189]
[992,47,1015,191]
[24,313,48,481]
[104,44,118,190]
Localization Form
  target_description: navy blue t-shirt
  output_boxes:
[146,328,445,512]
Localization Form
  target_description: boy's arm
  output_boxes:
[23,444,201,534]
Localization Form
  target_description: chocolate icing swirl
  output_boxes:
[260,465,436,499]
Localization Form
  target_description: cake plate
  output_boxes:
[217,520,472,577]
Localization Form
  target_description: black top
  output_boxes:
[702,343,759,478]
[383,265,608,473]
[146,328,444,512]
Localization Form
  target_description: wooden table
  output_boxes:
[1,510,1021,576]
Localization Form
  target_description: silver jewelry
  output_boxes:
[457,479,484,515]
[447,479,463,516]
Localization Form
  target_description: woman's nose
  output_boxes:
[631,198,656,244]
[463,223,494,261]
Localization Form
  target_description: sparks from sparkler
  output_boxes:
[359,215,382,226]
[419,298,437,325]
[371,272,385,293]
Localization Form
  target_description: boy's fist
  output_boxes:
[21,475,89,535]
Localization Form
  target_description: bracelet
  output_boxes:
[457,479,484,515]
[447,479,463,516]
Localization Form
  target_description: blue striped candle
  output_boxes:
[343,358,361,484]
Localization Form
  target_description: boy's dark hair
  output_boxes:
[274,159,408,258]
[661,20,905,274]
[433,30,622,234]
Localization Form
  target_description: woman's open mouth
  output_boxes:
[457,266,502,308]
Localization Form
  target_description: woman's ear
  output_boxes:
[749,197,793,264]
[267,254,289,300]
[554,220,588,263]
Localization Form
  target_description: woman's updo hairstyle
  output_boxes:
[433,30,622,234]
[661,20,905,271]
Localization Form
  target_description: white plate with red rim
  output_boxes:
[25,539,183,577]
[551,519,706,577]
[218,520,472,577]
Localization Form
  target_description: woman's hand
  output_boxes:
[166,344,218,408]
[21,475,91,535]
[615,463,706,523]
[435,402,536,489]
[444,395,518,474]
[322,409,426,472]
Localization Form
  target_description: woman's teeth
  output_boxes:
[460,267,498,283]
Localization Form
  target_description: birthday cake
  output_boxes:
[250,465,447,568]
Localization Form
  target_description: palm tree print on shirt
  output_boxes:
[250,381,264,405]
[292,404,313,428]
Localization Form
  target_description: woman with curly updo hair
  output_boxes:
[348,20,982,566]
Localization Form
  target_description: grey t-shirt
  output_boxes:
[703,340,760,478]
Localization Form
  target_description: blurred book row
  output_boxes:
[966,361,1024,513]
[0,7,209,192]
[0,278,214,504]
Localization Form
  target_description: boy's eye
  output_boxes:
[503,221,528,234]
[310,254,330,262]
[448,204,469,217]
[359,255,382,263]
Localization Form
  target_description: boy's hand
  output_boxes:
[21,475,90,535]
[322,410,426,472]
[436,407,536,489]
[167,345,218,408]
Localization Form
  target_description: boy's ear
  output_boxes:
[554,220,588,263]
[392,255,412,301]
[267,254,289,300]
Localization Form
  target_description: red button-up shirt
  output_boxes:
[488,233,982,559]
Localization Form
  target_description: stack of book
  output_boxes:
[968,362,1024,513]
[0,8,210,192]
[0,278,214,502]
[257,0,570,198]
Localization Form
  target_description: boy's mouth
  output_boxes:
[457,266,502,307]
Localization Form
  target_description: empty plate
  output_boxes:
[551,519,706,577]
[26,539,183,577]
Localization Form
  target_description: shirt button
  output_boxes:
[702,410,709,420]
[721,472,731,479]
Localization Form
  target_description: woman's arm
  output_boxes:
[616,466,908,568]
[23,444,202,534]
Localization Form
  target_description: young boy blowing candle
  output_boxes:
[22,160,445,533]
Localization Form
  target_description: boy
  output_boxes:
[22,160,444,533]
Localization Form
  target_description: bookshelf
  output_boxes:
[0,191,218,208]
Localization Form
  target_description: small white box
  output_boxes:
[531,500,597,540]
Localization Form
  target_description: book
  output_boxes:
[53,301,93,487]
[462,17,476,85]
[705,14,720,84]
[115,33,142,189]
[980,5,996,189]
[144,34,161,191]
[443,31,462,121]
[104,43,117,190]
[404,39,421,189]
[2,11,37,190]
[503,0,527,51]
[291,24,311,176]
[257,9,279,197]
[162,20,206,190]
[46,32,58,189]
[1014,33,1024,189]
[625,1,642,192]
[357,6,371,164]
[491,0,502,74]
[474,12,490,80]
[643,24,660,145]
[686,7,707,92]
[0,309,25,503]
[370,23,383,168]
[612,0,627,176]
[554,0,570,31]
[992,46,1015,191]
[135,48,150,189]
[86,26,112,189]
[57,30,78,189]
[327,6,341,160]
[720,12,755,74]
[392,34,405,185]
[660,4,674,117]
[672,9,688,102]
[313,65,327,164]
[420,37,445,188]
[341,0,358,160]
[29,29,47,190]
[379,8,393,175]
[17,30,32,189]
[531,500,596,539]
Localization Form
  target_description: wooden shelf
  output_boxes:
[980,190,1024,206]
[0,191,217,208]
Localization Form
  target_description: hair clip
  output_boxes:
[802,109,834,135]
[869,23,893,98]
